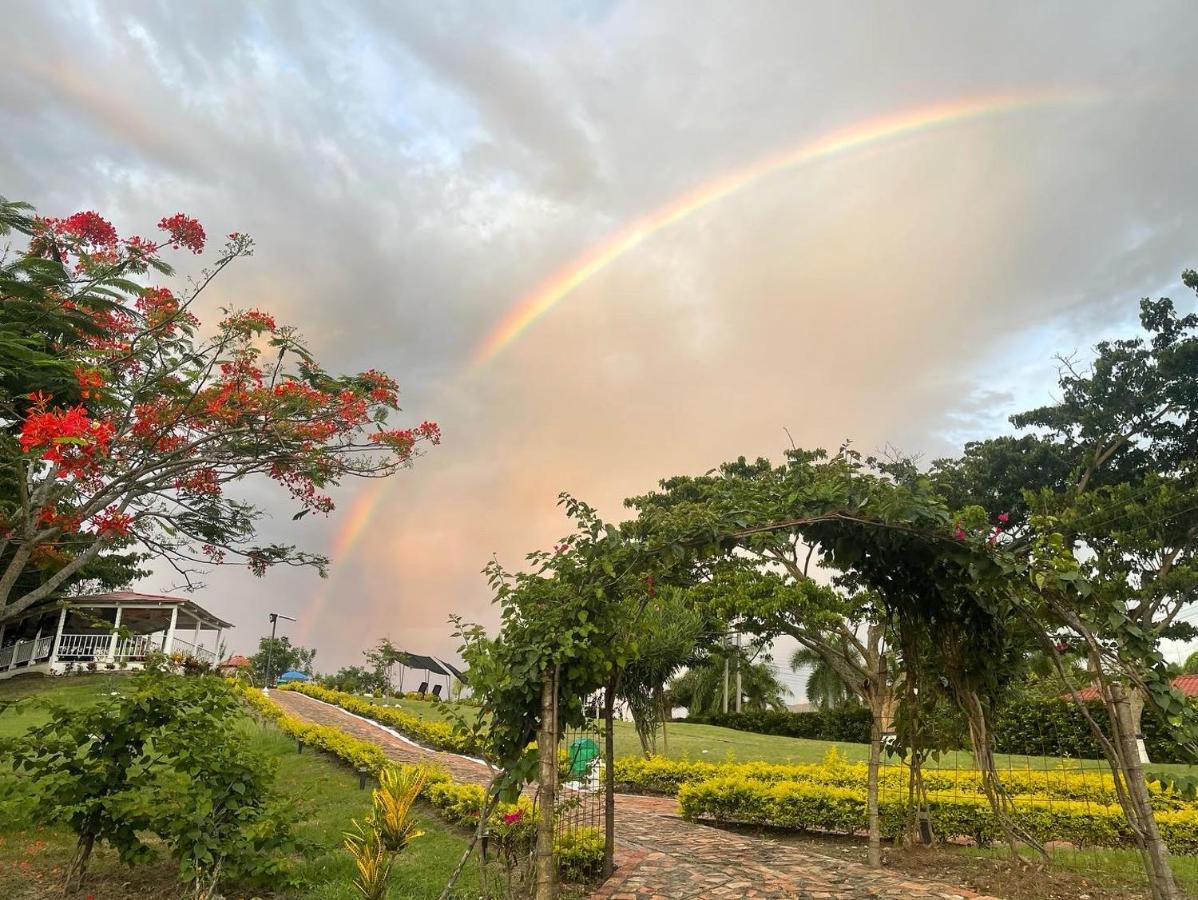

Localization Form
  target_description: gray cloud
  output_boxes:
[5,1,1197,668]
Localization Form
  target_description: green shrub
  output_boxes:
[688,704,873,742]
[677,774,1198,852]
[613,749,1190,809]
[554,827,605,883]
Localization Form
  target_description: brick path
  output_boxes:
[271,691,999,900]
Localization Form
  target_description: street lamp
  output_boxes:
[263,612,296,694]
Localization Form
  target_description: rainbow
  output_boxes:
[471,88,1100,368]
[305,88,1102,629]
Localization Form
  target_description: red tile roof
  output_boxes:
[219,655,251,668]
[1066,674,1198,702]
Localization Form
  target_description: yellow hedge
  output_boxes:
[678,773,1198,853]
[278,682,483,756]
[615,750,1189,809]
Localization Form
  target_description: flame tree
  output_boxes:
[0,197,438,623]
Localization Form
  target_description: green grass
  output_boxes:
[361,692,1198,780]
[0,674,498,899]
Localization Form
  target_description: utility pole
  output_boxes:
[734,631,743,713]
[263,612,296,694]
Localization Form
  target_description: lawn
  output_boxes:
[0,674,498,899]
[362,692,1198,780]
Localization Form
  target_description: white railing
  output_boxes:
[115,635,156,660]
[56,633,115,661]
[0,636,55,670]
[171,638,216,664]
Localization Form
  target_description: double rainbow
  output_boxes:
[307,87,1101,629]
[471,88,1099,368]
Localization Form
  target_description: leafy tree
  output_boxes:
[1183,650,1198,675]
[2,671,296,895]
[364,637,410,691]
[619,587,708,756]
[323,664,389,694]
[0,197,439,625]
[249,635,315,684]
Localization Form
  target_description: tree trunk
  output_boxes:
[64,832,94,894]
[535,669,559,900]
[867,702,883,867]
[1129,686,1151,764]
[1108,683,1180,900]
[958,687,1046,859]
[603,681,617,878]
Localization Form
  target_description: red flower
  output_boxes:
[158,213,206,253]
[92,508,134,538]
[54,211,118,247]
[502,810,524,825]
[997,512,1010,524]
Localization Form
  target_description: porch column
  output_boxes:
[162,606,178,654]
[50,606,67,663]
[192,616,201,654]
[106,606,123,661]
[214,626,223,660]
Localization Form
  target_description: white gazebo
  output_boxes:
[0,591,231,679]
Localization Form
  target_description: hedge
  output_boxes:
[677,774,1198,853]
[240,685,603,882]
[278,682,484,756]
[687,705,873,743]
[613,750,1191,809]
[689,698,1198,766]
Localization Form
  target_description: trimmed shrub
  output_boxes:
[613,750,1190,809]
[687,704,873,743]
[677,774,1198,852]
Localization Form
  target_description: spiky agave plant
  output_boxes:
[373,765,428,852]
[343,765,430,899]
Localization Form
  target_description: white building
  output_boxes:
[0,591,230,679]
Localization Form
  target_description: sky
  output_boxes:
[4,2,1197,682]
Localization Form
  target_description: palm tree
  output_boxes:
[790,644,858,709]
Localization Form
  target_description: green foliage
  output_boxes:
[687,704,873,743]
[2,672,297,894]
[676,768,1198,852]
[669,646,790,716]
[613,748,1191,807]
[790,644,859,708]
[249,635,316,684]
[553,828,605,883]
[322,664,391,694]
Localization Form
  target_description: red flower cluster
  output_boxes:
[158,213,206,253]
[18,397,115,478]
[220,309,276,333]
[74,367,104,399]
[175,467,221,497]
[502,810,524,825]
[92,508,134,538]
[42,211,119,248]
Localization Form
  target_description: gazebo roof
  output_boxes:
[219,655,251,668]
[59,591,234,630]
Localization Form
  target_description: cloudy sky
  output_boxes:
[5,2,1197,677]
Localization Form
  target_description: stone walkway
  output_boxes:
[271,691,999,899]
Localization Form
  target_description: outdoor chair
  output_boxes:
[416,681,428,697]
[431,684,443,699]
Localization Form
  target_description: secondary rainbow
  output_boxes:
[471,88,1099,368]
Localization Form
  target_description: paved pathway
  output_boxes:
[272,691,998,900]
